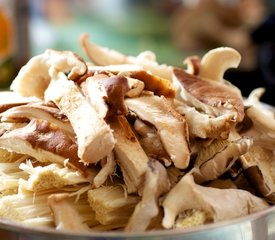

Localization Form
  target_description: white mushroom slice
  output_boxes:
[199,47,241,82]
[243,88,275,147]
[173,68,244,122]
[0,103,75,136]
[125,160,170,232]
[45,72,115,164]
[93,151,116,188]
[0,91,39,104]
[193,137,253,184]
[239,90,275,150]
[124,77,145,98]
[48,193,90,232]
[11,50,87,99]
[174,99,235,139]
[80,34,173,80]
[162,172,269,229]
[246,87,266,106]
[80,74,109,119]
[19,161,95,192]
[0,119,87,174]
[126,95,190,169]
[109,115,148,194]
[136,50,157,62]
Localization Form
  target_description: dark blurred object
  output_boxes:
[0,0,29,88]
[225,13,275,106]
[170,0,266,70]
[14,0,30,72]
[252,14,275,88]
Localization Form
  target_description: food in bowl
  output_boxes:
[0,34,274,233]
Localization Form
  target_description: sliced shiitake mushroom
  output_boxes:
[240,145,275,204]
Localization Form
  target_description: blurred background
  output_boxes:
[0,0,275,104]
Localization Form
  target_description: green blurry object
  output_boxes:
[30,0,185,67]
[0,57,16,89]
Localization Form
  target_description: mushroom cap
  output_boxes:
[173,68,244,122]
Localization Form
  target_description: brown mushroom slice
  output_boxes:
[83,73,131,117]
[240,146,275,203]
[193,137,253,184]
[173,68,244,122]
[125,160,171,232]
[88,185,140,226]
[128,70,176,98]
[100,75,130,116]
[109,115,148,194]
[174,99,235,139]
[48,193,91,232]
[0,119,87,174]
[19,161,95,192]
[80,34,173,80]
[93,151,116,188]
[162,172,269,229]
[183,55,201,76]
[1,103,75,136]
[206,178,237,190]
[82,73,144,114]
[85,64,145,98]
[11,50,87,99]
[45,73,115,164]
[126,95,190,169]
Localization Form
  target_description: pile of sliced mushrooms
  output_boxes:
[0,34,274,233]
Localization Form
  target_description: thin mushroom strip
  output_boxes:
[0,35,273,234]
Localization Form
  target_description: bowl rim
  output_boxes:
[0,205,274,238]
